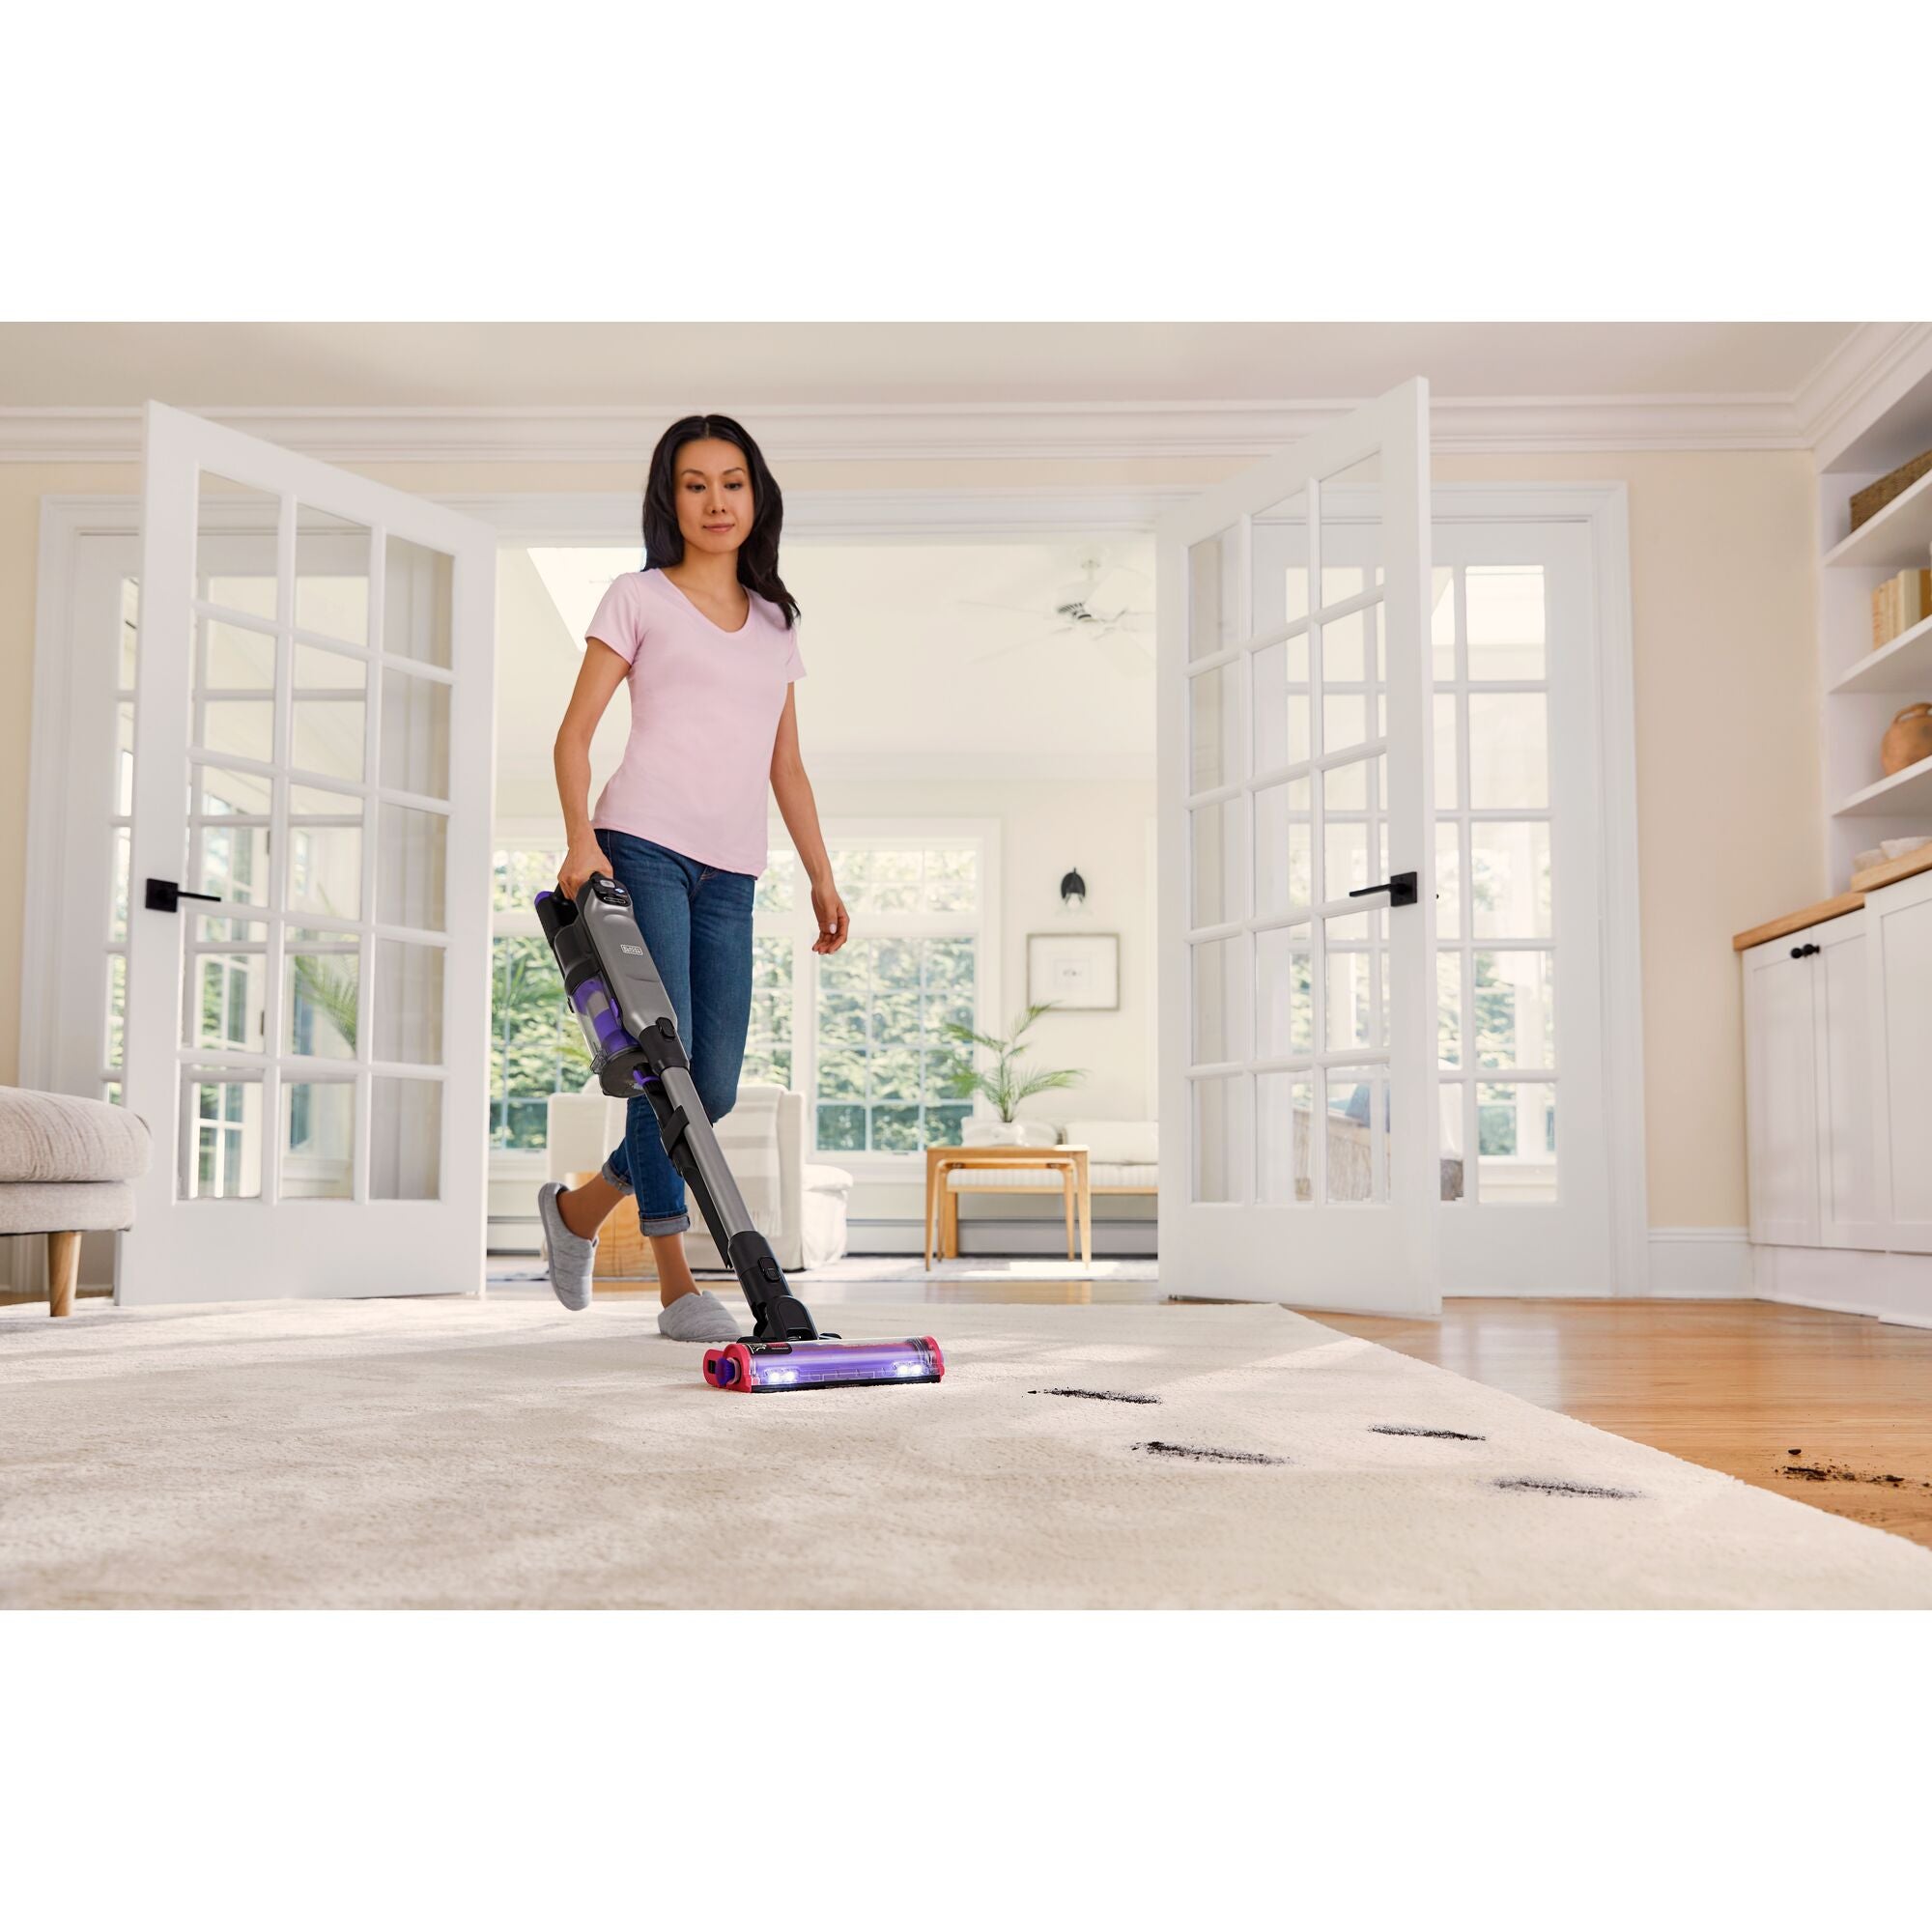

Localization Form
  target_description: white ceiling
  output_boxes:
[0,322,1860,408]
[494,540,1157,817]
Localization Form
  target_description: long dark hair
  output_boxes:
[640,413,800,628]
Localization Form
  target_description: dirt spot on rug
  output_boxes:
[1135,1440,1286,1466]
[1028,1391,1159,1406]
[1371,1424,1487,1442]
[1494,1477,1641,1500]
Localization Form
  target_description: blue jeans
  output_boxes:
[592,830,755,1236]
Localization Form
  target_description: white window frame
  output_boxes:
[483,815,587,1195]
[481,816,1000,1186]
[761,817,1001,1179]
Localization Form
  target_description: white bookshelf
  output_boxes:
[1826,612,1932,696]
[1817,349,1932,890]
[1835,751,1932,819]
[1822,464,1932,572]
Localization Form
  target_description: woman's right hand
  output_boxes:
[557,837,612,901]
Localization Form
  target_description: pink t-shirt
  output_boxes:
[584,569,806,876]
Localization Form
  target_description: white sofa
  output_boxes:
[545,1081,854,1271]
[0,1086,152,1316]
[944,1119,1158,1198]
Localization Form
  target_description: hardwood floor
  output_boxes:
[1310,1298,1932,1551]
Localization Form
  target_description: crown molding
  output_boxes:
[1795,321,1932,470]
[0,390,1830,465]
[11,329,1921,466]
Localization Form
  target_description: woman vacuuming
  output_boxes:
[537,414,849,1342]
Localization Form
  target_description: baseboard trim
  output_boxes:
[847,1217,1156,1260]
[1752,1243,1932,1330]
[1646,1229,1755,1298]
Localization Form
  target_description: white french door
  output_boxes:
[120,404,497,1303]
[1157,380,1438,1315]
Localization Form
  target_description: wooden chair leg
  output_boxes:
[1078,1161,1093,1268]
[1062,1171,1076,1261]
[47,1230,80,1318]
[942,1186,959,1261]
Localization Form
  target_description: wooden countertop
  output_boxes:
[1732,846,1932,951]
[1732,894,1865,952]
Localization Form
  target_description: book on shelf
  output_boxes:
[1871,567,1932,648]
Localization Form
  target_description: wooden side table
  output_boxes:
[923,1145,1091,1270]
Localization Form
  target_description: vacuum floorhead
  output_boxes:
[704,1335,945,1393]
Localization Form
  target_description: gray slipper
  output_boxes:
[658,1290,742,1344]
[536,1181,596,1312]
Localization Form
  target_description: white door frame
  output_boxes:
[18,480,1642,1295]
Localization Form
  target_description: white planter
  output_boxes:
[961,1119,1062,1149]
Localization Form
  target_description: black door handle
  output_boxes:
[145,879,223,915]
[1348,870,1418,908]
[1788,942,1820,959]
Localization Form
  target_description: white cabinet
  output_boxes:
[1742,910,1884,1249]
[1743,932,1820,1244]
[1813,911,1883,1246]
[1867,868,1932,1253]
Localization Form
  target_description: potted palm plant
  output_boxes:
[941,1003,1085,1146]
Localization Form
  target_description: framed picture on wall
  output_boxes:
[1027,932,1120,1011]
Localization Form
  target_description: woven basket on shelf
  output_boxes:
[1850,448,1932,530]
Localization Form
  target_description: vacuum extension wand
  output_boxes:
[535,875,945,1394]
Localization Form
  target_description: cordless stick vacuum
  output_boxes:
[535,875,946,1393]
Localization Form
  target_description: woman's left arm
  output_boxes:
[770,686,850,954]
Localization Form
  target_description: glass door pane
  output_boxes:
[1432,551,1560,1209]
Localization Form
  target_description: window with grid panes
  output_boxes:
[755,838,986,1156]
[486,833,988,1159]
[100,576,139,1106]
[1431,563,1558,1203]
[489,846,588,1150]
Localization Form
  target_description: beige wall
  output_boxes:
[0,445,1822,1231]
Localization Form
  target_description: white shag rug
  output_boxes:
[5,1294,1931,1609]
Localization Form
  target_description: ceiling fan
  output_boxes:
[958,551,1154,675]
